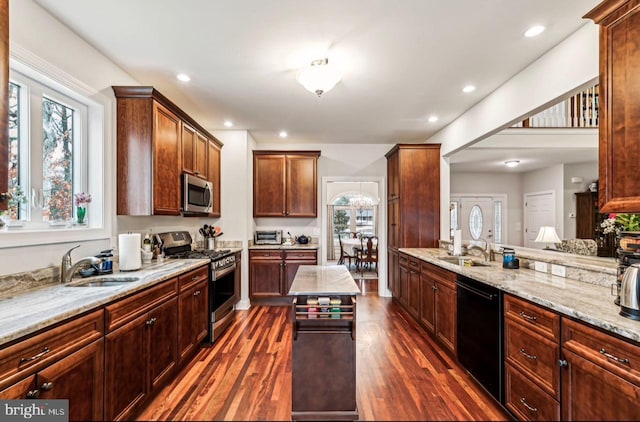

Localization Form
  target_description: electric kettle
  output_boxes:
[620,263,640,320]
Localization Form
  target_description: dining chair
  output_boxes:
[350,232,359,239]
[338,235,355,269]
[355,236,378,275]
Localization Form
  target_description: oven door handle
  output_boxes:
[214,262,236,280]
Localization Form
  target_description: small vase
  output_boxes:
[76,206,87,225]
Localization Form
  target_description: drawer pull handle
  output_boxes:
[520,397,538,413]
[26,390,40,399]
[146,317,157,326]
[193,290,201,297]
[191,276,199,281]
[20,347,50,364]
[599,348,630,365]
[519,311,537,321]
[40,382,54,391]
[519,348,537,360]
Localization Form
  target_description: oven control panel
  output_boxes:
[214,254,236,270]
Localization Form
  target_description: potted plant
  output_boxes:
[74,192,92,225]
[601,213,640,251]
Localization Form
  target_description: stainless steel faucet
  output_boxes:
[468,238,493,262]
[60,245,102,283]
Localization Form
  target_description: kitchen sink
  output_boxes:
[437,256,491,267]
[66,276,141,287]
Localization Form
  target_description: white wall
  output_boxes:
[450,173,523,246]
[563,161,598,238]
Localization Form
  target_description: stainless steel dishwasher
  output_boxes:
[456,275,503,403]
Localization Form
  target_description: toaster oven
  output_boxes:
[255,230,283,245]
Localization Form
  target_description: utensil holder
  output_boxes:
[206,237,216,250]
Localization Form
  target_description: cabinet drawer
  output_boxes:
[178,264,209,292]
[284,250,316,261]
[106,278,177,332]
[505,363,560,421]
[504,294,559,340]
[398,253,408,267]
[0,309,104,390]
[421,261,456,288]
[249,250,283,260]
[505,318,560,399]
[562,318,640,386]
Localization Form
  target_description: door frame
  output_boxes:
[450,193,508,245]
[321,176,388,297]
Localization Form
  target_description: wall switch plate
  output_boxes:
[568,212,576,218]
[534,261,548,273]
[551,264,566,277]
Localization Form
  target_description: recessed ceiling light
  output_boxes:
[462,85,476,93]
[428,115,439,123]
[504,160,520,168]
[279,131,288,138]
[524,25,545,38]
[176,73,191,82]
[223,120,233,127]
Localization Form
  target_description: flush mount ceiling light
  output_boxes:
[296,58,342,97]
[524,25,546,38]
[223,120,233,127]
[428,115,439,123]
[462,85,476,93]
[504,160,520,167]
[176,73,191,82]
[279,130,288,138]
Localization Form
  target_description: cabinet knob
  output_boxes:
[558,359,568,367]
[40,382,54,391]
[193,290,201,297]
[26,390,40,399]
[146,317,157,326]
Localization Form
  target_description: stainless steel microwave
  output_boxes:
[183,173,213,214]
[255,230,283,245]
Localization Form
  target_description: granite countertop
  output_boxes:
[0,258,210,346]
[288,265,361,296]
[401,248,640,344]
[249,244,319,250]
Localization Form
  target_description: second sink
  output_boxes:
[438,256,491,267]
[66,276,141,287]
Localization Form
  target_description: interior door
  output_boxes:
[524,191,555,248]
[459,197,494,243]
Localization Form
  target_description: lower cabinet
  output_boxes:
[419,260,457,355]
[178,265,209,363]
[387,248,399,297]
[104,278,178,421]
[399,253,420,318]
[249,249,317,299]
[561,318,640,421]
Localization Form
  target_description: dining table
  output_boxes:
[341,237,377,256]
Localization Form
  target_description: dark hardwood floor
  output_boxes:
[137,280,511,421]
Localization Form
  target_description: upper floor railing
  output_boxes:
[512,84,599,128]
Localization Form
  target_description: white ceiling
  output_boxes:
[33,0,600,162]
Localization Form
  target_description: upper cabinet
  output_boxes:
[585,0,640,212]
[253,151,320,218]
[0,0,8,212]
[113,87,223,216]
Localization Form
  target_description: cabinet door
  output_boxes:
[152,101,182,215]
[283,254,317,295]
[207,140,221,217]
[435,281,457,355]
[0,375,37,399]
[194,131,208,178]
[250,259,283,297]
[148,297,178,390]
[586,2,640,212]
[407,266,420,319]
[181,123,196,175]
[286,154,317,217]
[39,339,104,422]
[398,264,409,308]
[575,192,596,239]
[105,314,148,421]
[178,281,209,363]
[388,198,400,249]
[387,150,399,199]
[562,348,640,421]
[387,249,398,297]
[419,276,435,334]
[253,154,286,217]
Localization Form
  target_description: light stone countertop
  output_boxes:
[401,248,640,344]
[249,244,319,250]
[288,265,360,296]
[0,258,210,346]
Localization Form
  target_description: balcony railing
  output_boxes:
[512,84,599,128]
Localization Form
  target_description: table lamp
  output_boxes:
[535,226,562,250]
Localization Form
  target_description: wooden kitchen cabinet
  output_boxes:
[561,317,640,421]
[388,249,399,298]
[178,265,209,364]
[104,278,178,421]
[113,86,223,216]
[419,261,457,355]
[0,310,104,421]
[253,151,320,218]
[386,144,441,301]
[585,1,640,213]
[504,294,560,421]
[208,140,222,217]
[399,253,420,318]
[249,249,317,299]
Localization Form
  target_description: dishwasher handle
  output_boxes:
[456,281,498,301]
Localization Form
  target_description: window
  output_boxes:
[5,70,89,229]
[469,205,483,240]
[332,195,377,239]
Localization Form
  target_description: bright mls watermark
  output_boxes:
[1,400,68,422]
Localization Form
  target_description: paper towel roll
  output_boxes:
[119,233,142,271]
[453,230,462,256]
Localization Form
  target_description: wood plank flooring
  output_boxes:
[137,281,511,421]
